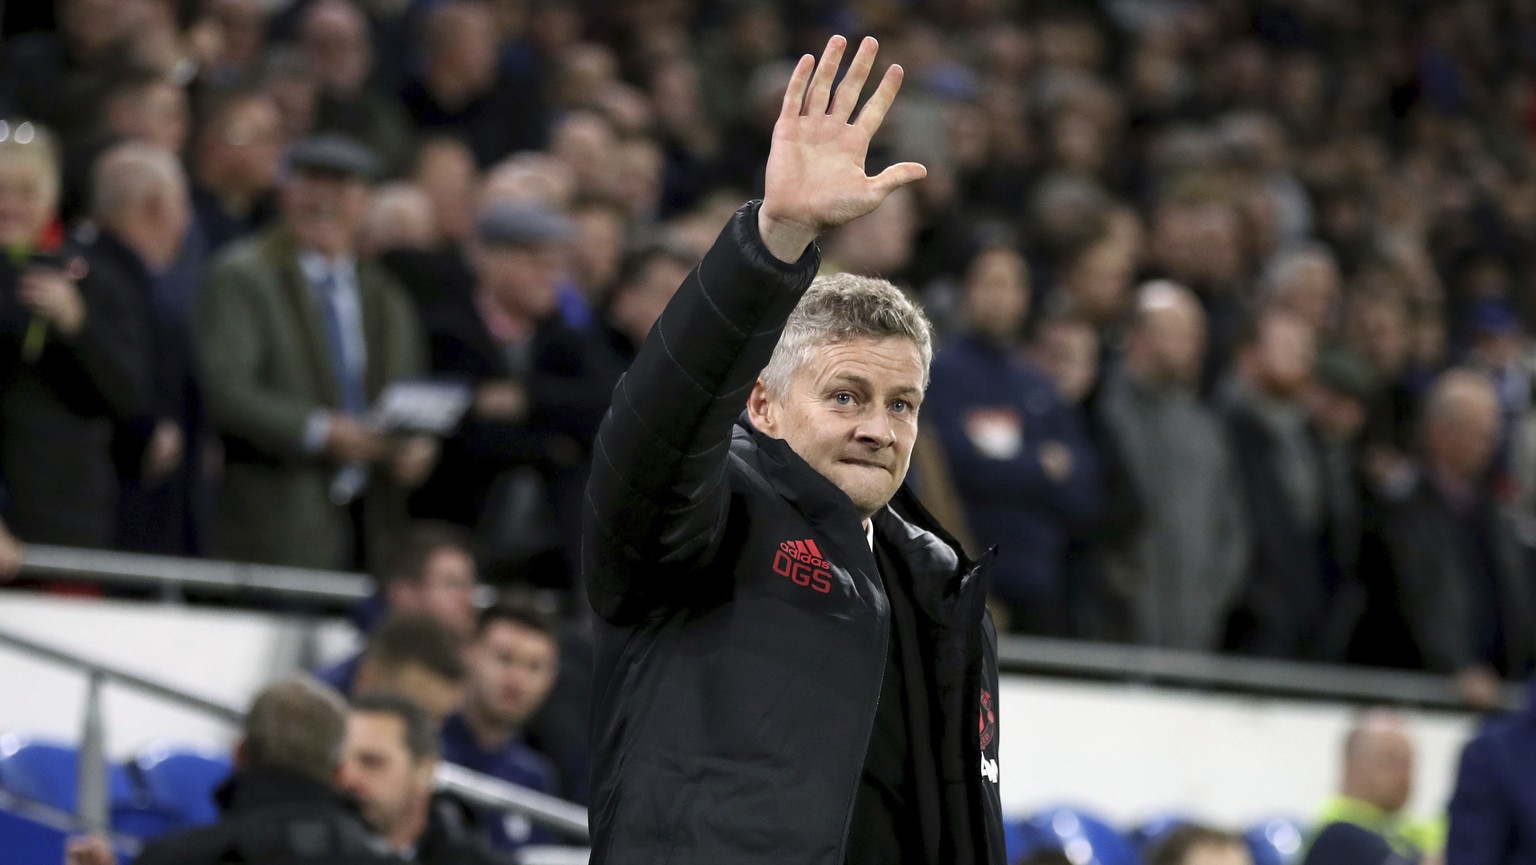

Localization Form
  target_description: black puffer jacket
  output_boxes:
[583,202,1006,865]
[132,769,399,865]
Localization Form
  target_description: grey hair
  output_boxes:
[91,141,186,223]
[759,272,934,397]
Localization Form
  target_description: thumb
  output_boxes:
[871,160,928,197]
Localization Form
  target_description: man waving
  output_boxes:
[583,35,1006,865]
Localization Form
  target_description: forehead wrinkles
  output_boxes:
[798,338,925,394]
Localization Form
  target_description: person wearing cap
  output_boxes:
[409,197,616,587]
[198,133,437,570]
[1301,345,1377,661]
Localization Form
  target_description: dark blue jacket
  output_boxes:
[1447,680,1536,865]
[1303,822,1415,865]
[926,334,1100,607]
[439,713,559,853]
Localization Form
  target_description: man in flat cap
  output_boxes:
[410,198,616,587]
[198,134,438,570]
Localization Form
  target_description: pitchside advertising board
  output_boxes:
[0,594,1475,827]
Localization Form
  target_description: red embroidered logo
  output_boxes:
[773,538,833,594]
[979,689,997,750]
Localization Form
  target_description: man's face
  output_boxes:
[1255,313,1316,398]
[468,622,559,729]
[391,548,478,637]
[209,99,284,191]
[337,712,434,840]
[475,243,566,320]
[1034,321,1098,405]
[748,337,925,519]
[611,256,688,345]
[963,248,1029,341]
[1353,730,1415,814]
[1430,389,1501,481]
[282,171,371,257]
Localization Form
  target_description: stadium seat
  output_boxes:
[1005,816,1049,862]
[1029,807,1144,865]
[0,736,83,813]
[0,735,181,839]
[130,745,231,827]
[0,804,72,865]
[1246,817,1306,865]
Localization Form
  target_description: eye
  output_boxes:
[833,392,854,406]
[891,399,910,413]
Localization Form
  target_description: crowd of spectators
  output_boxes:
[3,0,1536,716]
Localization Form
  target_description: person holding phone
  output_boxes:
[0,119,146,550]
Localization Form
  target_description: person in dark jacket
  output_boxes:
[83,141,213,556]
[340,694,505,864]
[928,240,1101,635]
[583,36,1005,865]
[66,677,401,865]
[1302,710,1443,865]
[411,198,615,587]
[1445,677,1536,865]
[0,121,146,549]
[1350,370,1536,703]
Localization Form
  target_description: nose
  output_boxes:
[854,408,895,449]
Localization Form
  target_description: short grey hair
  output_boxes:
[759,272,934,397]
[91,141,185,223]
[241,676,348,783]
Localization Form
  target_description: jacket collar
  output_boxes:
[736,416,993,629]
[213,766,355,816]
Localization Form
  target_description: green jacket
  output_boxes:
[197,228,424,569]
[1308,795,1446,858]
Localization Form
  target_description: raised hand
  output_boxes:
[758,35,927,262]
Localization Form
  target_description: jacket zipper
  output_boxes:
[836,580,890,865]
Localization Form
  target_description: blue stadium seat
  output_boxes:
[0,804,72,865]
[1005,816,1050,862]
[0,737,82,813]
[0,735,181,840]
[1029,807,1144,865]
[1246,817,1306,865]
[130,745,231,827]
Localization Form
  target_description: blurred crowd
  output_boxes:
[3,0,1536,707]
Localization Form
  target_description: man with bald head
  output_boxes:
[1303,710,1443,864]
[1096,281,1249,650]
[1351,370,1536,704]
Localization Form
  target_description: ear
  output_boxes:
[415,757,439,794]
[746,379,776,436]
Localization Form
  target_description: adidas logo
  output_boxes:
[773,538,833,594]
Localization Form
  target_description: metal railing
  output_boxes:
[12,543,1514,712]
[0,627,591,843]
[19,544,371,605]
[994,634,1515,712]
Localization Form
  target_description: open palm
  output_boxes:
[758,36,927,262]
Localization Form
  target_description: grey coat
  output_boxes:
[1096,369,1251,650]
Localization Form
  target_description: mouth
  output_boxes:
[839,458,889,472]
